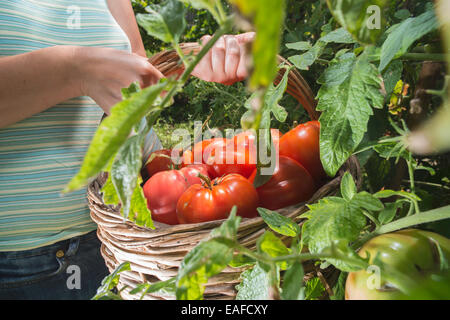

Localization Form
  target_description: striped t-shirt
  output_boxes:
[0,0,135,251]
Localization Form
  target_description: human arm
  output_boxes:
[0,45,163,128]
[106,0,147,58]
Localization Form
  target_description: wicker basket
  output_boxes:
[87,43,362,300]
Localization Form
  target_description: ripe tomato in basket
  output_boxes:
[248,156,316,210]
[182,138,228,177]
[143,164,209,225]
[144,149,179,178]
[176,173,259,224]
[207,129,282,179]
[279,120,326,182]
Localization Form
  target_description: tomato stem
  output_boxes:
[197,173,213,190]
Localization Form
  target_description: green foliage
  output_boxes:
[236,264,272,300]
[326,0,389,44]
[65,80,168,192]
[379,6,439,71]
[257,208,301,237]
[175,207,240,299]
[92,262,131,300]
[229,0,286,90]
[136,0,187,44]
[280,261,305,300]
[317,51,384,177]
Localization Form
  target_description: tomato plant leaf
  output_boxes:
[379,7,439,71]
[129,278,176,300]
[281,261,305,300]
[136,0,186,44]
[285,41,312,51]
[257,231,290,264]
[288,40,326,70]
[236,264,271,300]
[111,135,142,220]
[304,277,326,300]
[374,189,421,202]
[130,178,154,229]
[65,81,167,192]
[340,171,356,201]
[317,51,383,177]
[302,197,367,270]
[327,0,389,45]
[350,191,384,212]
[257,207,301,237]
[381,60,403,98]
[92,262,130,300]
[175,209,240,300]
[320,27,355,44]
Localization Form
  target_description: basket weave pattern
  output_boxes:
[87,43,362,300]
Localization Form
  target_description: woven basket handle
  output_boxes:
[148,42,319,121]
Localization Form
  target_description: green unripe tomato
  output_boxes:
[345,229,450,300]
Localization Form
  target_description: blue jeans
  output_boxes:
[0,230,109,300]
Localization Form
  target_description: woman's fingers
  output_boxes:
[211,36,226,77]
[236,32,256,45]
[192,33,255,84]
[191,35,213,81]
[224,36,240,83]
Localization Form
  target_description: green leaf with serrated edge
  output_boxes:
[317,51,383,177]
[378,202,398,225]
[136,0,186,43]
[320,27,355,44]
[175,209,240,300]
[327,0,389,45]
[302,198,366,270]
[340,171,356,201]
[285,41,312,51]
[209,206,240,239]
[350,191,384,212]
[130,177,154,229]
[304,277,326,300]
[236,264,272,300]
[374,189,421,201]
[379,7,439,71]
[92,262,130,300]
[229,0,286,90]
[111,135,142,219]
[257,231,290,270]
[129,278,176,299]
[382,60,403,98]
[330,272,347,300]
[257,207,300,237]
[289,40,326,70]
[101,174,119,206]
[281,261,305,300]
[228,253,255,268]
[65,81,167,192]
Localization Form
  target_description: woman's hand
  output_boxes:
[192,32,255,85]
[73,46,164,114]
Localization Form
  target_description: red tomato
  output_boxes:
[144,149,174,177]
[279,120,326,181]
[208,140,257,178]
[179,164,210,186]
[176,174,259,224]
[233,128,282,152]
[182,138,228,178]
[248,156,316,210]
[143,170,188,225]
[143,165,210,225]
